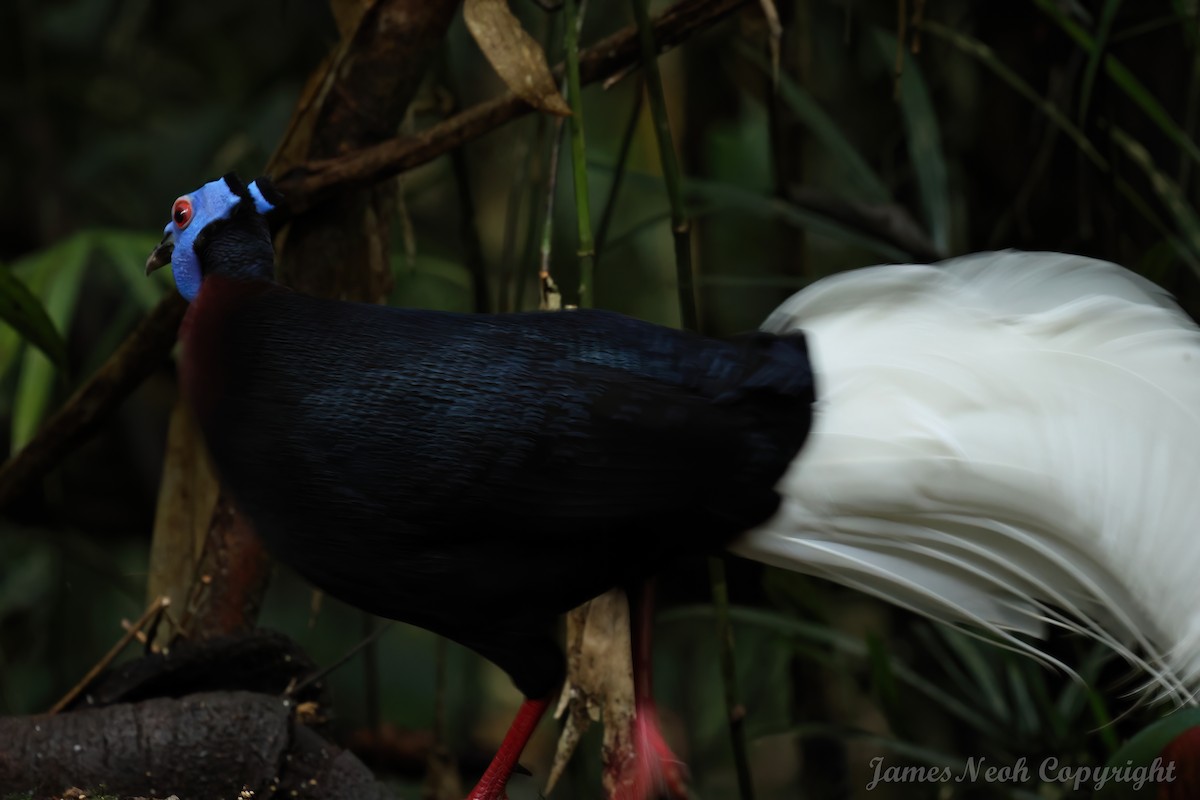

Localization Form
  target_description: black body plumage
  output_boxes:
[173,177,817,697]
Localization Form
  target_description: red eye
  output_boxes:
[172,197,193,229]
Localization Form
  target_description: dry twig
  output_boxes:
[275,0,752,209]
[48,596,171,715]
[0,294,185,509]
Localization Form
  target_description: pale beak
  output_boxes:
[145,232,174,275]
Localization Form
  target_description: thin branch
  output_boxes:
[632,0,696,329]
[563,0,596,308]
[0,294,185,509]
[49,596,171,715]
[893,0,906,100]
[785,186,942,262]
[500,115,544,311]
[275,0,752,210]
[286,621,395,698]
[594,82,645,262]
[362,612,381,731]
[539,118,568,311]
[707,557,755,800]
[451,145,492,313]
[539,9,572,312]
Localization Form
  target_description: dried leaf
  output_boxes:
[546,590,635,795]
[464,0,571,117]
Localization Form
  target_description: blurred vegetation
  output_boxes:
[2,0,1199,798]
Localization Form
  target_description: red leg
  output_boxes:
[466,696,550,800]
[612,580,689,800]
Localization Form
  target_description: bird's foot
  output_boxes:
[464,697,549,800]
[609,702,690,800]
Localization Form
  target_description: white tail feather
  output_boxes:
[733,251,1200,705]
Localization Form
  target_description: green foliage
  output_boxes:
[1096,709,1200,798]
[0,269,66,374]
[1,230,168,455]
[745,46,892,206]
[390,252,478,312]
[1111,126,1200,270]
[870,29,951,254]
[1032,0,1200,170]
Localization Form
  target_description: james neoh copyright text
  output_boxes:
[866,755,1176,792]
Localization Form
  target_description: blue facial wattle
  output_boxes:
[164,176,244,301]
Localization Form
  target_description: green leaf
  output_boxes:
[1169,0,1198,48]
[1031,0,1200,171]
[913,623,1008,724]
[920,20,1107,170]
[1110,126,1200,269]
[1111,176,1200,275]
[0,538,56,617]
[866,632,905,734]
[871,29,950,254]
[10,234,92,454]
[683,178,910,262]
[1094,708,1200,798]
[1078,0,1123,125]
[786,722,967,772]
[741,45,892,205]
[390,253,476,313]
[1004,659,1042,737]
[0,268,68,373]
[660,604,996,733]
[13,350,58,457]
[603,191,911,264]
[594,165,914,263]
[1134,239,1180,286]
[938,627,1010,722]
[918,21,1200,274]
[93,229,172,311]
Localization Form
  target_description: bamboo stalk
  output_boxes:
[538,118,567,311]
[708,556,756,800]
[631,0,751,795]
[562,0,596,308]
[631,0,697,329]
[595,83,645,263]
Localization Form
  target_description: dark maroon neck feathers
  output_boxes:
[179,275,275,420]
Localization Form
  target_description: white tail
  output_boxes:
[733,251,1200,705]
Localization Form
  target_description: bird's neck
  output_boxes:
[180,274,276,420]
[197,221,276,284]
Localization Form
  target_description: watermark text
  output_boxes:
[865,756,1177,792]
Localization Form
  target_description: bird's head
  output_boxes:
[145,173,282,301]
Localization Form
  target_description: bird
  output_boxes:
[146,173,1200,799]
[145,173,815,800]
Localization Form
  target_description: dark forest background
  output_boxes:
[1,0,1199,798]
